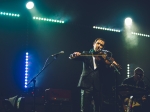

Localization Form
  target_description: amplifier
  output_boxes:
[44,88,72,112]
[45,88,71,101]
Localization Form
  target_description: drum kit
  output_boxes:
[117,84,150,112]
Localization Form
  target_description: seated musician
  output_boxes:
[122,67,145,88]
[121,67,149,112]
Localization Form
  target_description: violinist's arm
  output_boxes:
[69,52,86,61]
[69,52,81,59]
[104,57,116,65]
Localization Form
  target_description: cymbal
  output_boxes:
[117,85,148,96]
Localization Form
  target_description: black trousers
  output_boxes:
[81,86,102,112]
[81,69,109,112]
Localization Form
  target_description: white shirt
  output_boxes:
[92,56,97,70]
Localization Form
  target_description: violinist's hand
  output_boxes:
[69,52,81,59]
[112,61,118,66]
[110,61,118,67]
[111,60,122,68]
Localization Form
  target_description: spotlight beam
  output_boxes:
[125,17,132,26]
[26,1,34,9]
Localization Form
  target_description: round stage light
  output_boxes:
[26,1,34,9]
[125,17,132,26]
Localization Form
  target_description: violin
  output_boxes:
[69,51,122,70]
[94,51,122,70]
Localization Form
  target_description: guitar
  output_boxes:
[123,96,144,112]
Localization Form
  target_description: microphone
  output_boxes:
[101,49,110,52]
[51,51,64,57]
[69,54,74,59]
[97,48,109,53]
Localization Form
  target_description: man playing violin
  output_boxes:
[70,38,119,112]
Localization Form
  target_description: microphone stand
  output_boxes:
[26,55,59,112]
[111,63,120,112]
[106,54,121,112]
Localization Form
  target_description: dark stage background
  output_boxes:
[0,0,150,111]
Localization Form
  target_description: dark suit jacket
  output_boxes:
[72,50,109,90]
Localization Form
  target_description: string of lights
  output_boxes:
[0,12,20,17]
[131,32,150,37]
[93,26,121,32]
[127,64,130,78]
[25,52,29,88]
[33,16,64,23]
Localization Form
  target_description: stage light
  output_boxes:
[131,32,150,37]
[125,17,132,26]
[93,26,121,32]
[4,96,25,112]
[127,64,130,77]
[26,1,34,9]
[25,52,29,88]
[0,12,20,17]
[33,16,65,23]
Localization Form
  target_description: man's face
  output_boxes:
[93,39,105,52]
[134,70,144,81]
